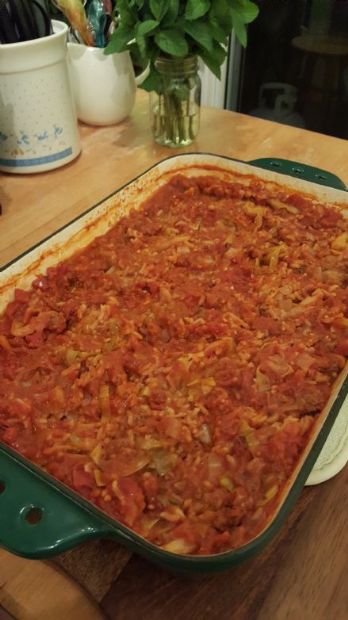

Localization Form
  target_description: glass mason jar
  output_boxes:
[150,56,201,147]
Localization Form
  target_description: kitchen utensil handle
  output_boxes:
[0,446,130,558]
[248,158,346,191]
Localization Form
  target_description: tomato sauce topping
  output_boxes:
[0,174,347,555]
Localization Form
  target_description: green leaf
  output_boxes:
[116,0,138,26]
[140,67,162,93]
[137,20,159,36]
[128,42,148,70]
[233,0,259,24]
[211,40,227,64]
[104,26,133,54]
[149,0,168,21]
[136,33,147,58]
[183,20,214,53]
[200,51,221,79]
[209,17,228,43]
[231,9,247,47]
[209,0,258,47]
[154,29,189,57]
[185,0,210,21]
[210,0,233,29]
[199,41,227,78]
[162,0,180,26]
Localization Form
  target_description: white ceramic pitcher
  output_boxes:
[0,20,81,174]
[68,43,149,126]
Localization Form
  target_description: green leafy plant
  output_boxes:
[105,0,259,91]
[104,0,259,147]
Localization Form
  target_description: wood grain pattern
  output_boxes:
[0,549,104,620]
[1,92,348,620]
[54,539,131,602]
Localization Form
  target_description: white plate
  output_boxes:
[306,395,348,485]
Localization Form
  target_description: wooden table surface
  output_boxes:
[1,92,348,620]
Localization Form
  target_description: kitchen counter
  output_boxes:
[1,91,348,620]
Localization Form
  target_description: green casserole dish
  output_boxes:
[0,153,347,572]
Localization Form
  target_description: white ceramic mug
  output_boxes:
[0,20,81,174]
[68,43,149,126]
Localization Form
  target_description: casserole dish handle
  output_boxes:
[248,158,347,190]
[0,446,123,558]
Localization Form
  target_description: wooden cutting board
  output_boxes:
[0,549,104,620]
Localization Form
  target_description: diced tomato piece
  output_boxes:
[117,477,145,526]
[72,464,94,492]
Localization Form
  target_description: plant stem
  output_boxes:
[152,79,199,146]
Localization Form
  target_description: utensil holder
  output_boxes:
[0,20,81,174]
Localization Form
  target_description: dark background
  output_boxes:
[235,0,348,138]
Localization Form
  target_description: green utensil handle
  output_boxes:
[248,158,347,191]
[0,446,120,558]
